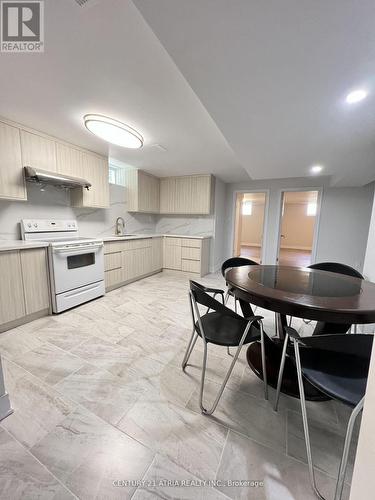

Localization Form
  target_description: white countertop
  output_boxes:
[102,234,211,242]
[0,240,49,252]
[0,234,212,251]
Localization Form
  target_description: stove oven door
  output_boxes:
[51,242,104,294]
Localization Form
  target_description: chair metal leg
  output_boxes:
[199,320,265,415]
[182,329,198,371]
[334,397,364,500]
[224,291,230,305]
[260,321,268,400]
[294,340,326,500]
[234,298,238,314]
[226,346,232,356]
[199,339,245,415]
[274,332,289,411]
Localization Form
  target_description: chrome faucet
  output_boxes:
[115,217,125,236]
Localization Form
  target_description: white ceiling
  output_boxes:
[135,0,375,187]
[0,0,247,182]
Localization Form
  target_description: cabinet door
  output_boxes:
[71,152,109,208]
[20,248,50,314]
[152,238,163,271]
[163,239,182,270]
[0,122,26,200]
[160,178,176,213]
[138,171,159,213]
[0,251,25,324]
[175,177,192,214]
[190,175,212,214]
[56,143,82,177]
[21,130,57,171]
[105,268,123,289]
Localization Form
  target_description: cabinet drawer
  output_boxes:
[181,247,201,261]
[164,237,182,246]
[181,259,201,274]
[104,252,122,271]
[130,238,152,250]
[104,241,125,254]
[105,268,123,288]
[181,238,201,248]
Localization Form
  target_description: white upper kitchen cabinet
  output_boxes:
[70,151,109,208]
[126,169,160,213]
[160,174,214,215]
[20,130,57,172]
[56,142,82,177]
[0,121,26,200]
[159,177,176,214]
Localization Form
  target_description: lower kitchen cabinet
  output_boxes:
[104,237,163,291]
[163,237,182,270]
[163,237,210,277]
[0,251,25,325]
[0,248,50,332]
[104,236,210,292]
[20,248,50,314]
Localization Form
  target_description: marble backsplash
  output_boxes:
[155,215,214,237]
[0,183,155,240]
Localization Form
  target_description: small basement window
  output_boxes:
[109,164,126,186]
[242,200,253,215]
[307,202,317,216]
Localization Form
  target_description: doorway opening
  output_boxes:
[277,190,320,267]
[233,192,267,263]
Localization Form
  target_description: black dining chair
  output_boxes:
[284,328,373,500]
[307,262,364,335]
[274,261,365,411]
[182,280,268,415]
[221,257,259,314]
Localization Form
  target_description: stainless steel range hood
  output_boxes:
[24,166,91,190]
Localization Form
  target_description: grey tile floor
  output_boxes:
[0,271,357,499]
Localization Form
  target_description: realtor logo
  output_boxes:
[1,1,44,52]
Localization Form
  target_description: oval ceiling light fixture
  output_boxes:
[84,114,143,149]
[310,164,323,174]
[345,89,368,104]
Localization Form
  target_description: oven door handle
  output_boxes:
[52,243,103,256]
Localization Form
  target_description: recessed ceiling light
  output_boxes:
[84,114,143,149]
[310,165,323,174]
[345,89,368,104]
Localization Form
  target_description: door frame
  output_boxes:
[275,187,323,265]
[231,189,270,264]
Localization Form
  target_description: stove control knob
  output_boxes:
[33,223,38,228]
[27,223,32,228]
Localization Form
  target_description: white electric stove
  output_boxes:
[21,219,105,313]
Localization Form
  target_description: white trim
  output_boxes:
[231,189,270,264]
[275,187,323,265]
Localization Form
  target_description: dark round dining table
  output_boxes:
[226,265,375,401]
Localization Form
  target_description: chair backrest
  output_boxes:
[308,262,363,335]
[189,280,240,320]
[309,262,363,279]
[221,257,258,278]
[299,333,373,359]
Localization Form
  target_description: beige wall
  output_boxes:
[240,203,265,246]
[280,203,315,250]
